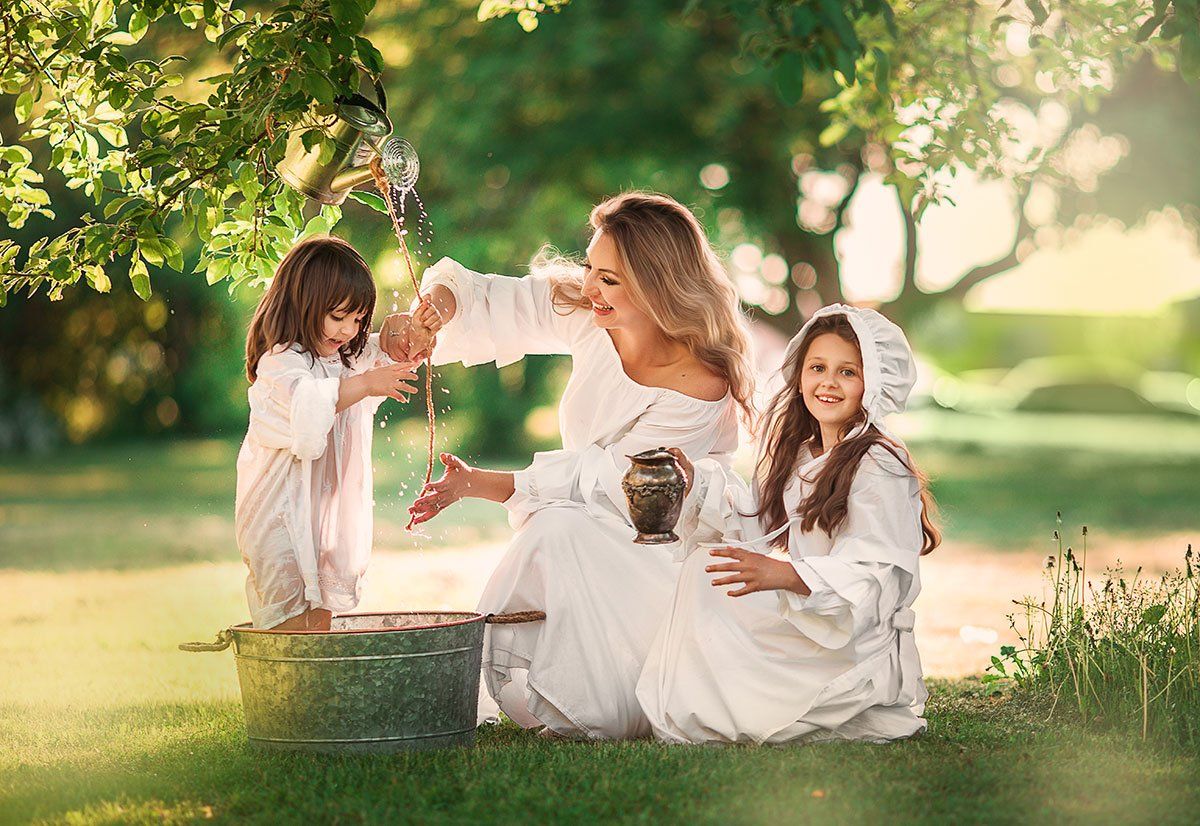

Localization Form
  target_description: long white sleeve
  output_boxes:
[420,257,584,367]
[777,460,922,646]
[247,348,339,461]
[504,398,737,528]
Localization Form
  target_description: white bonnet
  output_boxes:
[781,303,917,432]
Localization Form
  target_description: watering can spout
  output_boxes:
[329,163,380,197]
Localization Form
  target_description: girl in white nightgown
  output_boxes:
[637,304,940,745]
[235,236,430,630]
[393,193,754,739]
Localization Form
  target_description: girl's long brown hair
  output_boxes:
[542,192,755,425]
[754,314,941,554]
[245,235,377,382]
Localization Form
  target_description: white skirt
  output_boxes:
[477,505,677,739]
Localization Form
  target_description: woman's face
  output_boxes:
[318,301,366,357]
[582,231,652,331]
[799,332,865,432]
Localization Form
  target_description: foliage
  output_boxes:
[988,517,1200,746]
[0,0,381,303]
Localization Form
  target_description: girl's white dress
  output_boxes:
[636,445,927,744]
[421,257,740,739]
[235,336,391,629]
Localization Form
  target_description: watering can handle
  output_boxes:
[485,611,546,624]
[179,630,233,652]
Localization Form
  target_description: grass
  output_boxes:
[2,413,1199,822]
[2,412,1198,571]
[990,523,1200,746]
[6,686,1200,824]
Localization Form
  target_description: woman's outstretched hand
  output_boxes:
[705,547,810,597]
[408,452,474,525]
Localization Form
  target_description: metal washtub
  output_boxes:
[182,610,543,753]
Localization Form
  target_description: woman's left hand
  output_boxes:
[408,453,474,525]
[705,547,809,597]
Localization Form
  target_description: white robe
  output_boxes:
[636,445,928,745]
[235,335,391,629]
[421,257,740,739]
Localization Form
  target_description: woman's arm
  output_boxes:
[407,454,515,525]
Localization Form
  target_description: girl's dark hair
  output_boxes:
[753,313,941,554]
[245,235,376,382]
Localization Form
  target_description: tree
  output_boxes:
[0,0,384,303]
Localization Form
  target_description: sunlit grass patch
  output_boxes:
[988,519,1200,746]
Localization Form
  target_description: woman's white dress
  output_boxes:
[421,257,740,739]
[636,445,928,745]
[235,336,392,629]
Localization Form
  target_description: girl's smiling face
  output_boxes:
[318,302,367,357]
[799,332,865,432]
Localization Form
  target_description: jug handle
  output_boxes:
[485,611,546,624]
[179,629,233,652]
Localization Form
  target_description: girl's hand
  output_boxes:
[363,363,419,401]
[665,447,694,495]
[705,547,809,597]
[408,453,474,525]
[405,298,443,361]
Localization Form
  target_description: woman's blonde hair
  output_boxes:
[543,191,755,424]
[245,235,376,382]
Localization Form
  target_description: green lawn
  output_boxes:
[4,686,1200,824]
[2,413,1198,823]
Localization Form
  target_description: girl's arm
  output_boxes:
[336,363,419,413]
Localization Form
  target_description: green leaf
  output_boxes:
[1137,15,1165,43]
[872,47,890,95]
[1182,32,1200,82]
[162,238,184,272]
[329,0,366,33]
[304,73,336,104]
[774,52,805,105]
[129,257,151,299]
[129,10,149,43]
[14,91,33,123]
[348,190,388,214]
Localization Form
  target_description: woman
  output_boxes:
[383,192,753,739]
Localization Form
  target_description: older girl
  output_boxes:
[385,192,754,739]
[637,304,939,745]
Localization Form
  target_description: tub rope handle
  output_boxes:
[485,610,546,624]
[179,629,233,652]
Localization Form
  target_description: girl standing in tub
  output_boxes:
[637,304,940,745]
[236,235,434,631]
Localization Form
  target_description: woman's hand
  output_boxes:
[408,453,475,525]
[665,447,693,495]
[705,547,809,597]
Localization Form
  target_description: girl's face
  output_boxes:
[318,301,367,357]
[581,231,652,331]
[799,332,865,431]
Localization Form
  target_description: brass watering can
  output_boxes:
[275,78,392,205]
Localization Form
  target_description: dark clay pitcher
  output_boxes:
[621,448,686,544]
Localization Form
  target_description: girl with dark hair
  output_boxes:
[638,304,939,745]
[236,235,432,630]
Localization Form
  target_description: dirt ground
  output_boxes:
[358,533,1195,678]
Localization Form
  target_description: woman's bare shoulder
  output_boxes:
[657,357,729,402]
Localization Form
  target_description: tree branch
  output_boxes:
[946,180,1034,301]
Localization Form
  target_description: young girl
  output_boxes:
[636,304,939,745]
[235,235,428,631]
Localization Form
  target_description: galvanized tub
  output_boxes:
[182,610,542,754]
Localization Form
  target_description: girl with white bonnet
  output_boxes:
[637,304,940,745]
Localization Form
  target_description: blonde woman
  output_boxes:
[383,192,753,739]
